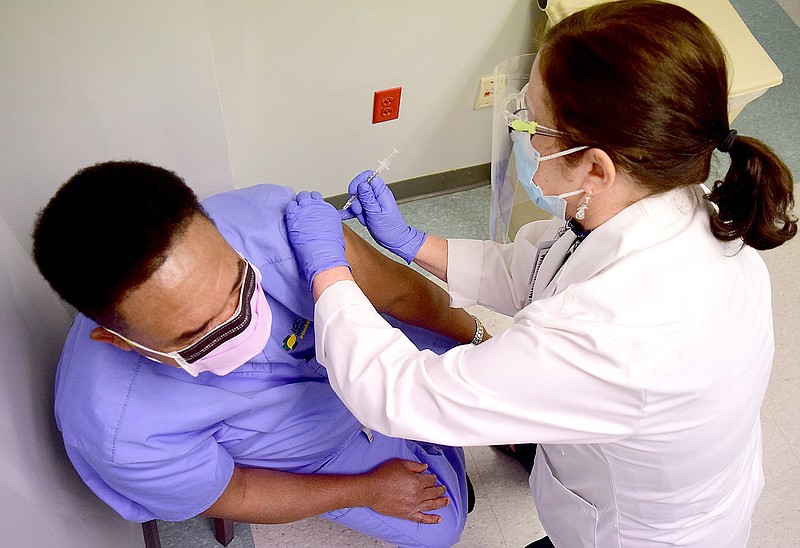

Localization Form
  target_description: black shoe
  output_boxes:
[492,443,537,474]
[466,473,475,514]
[524,536,555,548]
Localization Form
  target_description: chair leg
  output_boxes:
[213,518,235,546]
[142,520,162,548]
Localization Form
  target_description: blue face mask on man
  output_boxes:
[511,130,587,219]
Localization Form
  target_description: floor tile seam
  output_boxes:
[781,427,800,465]
[464,447,511,548]
[762,400,800,467]
[776,0,800,28]
[787,446,800,469]
[477,496,513,548]
[763,466,800,490]
[774,432,800,467]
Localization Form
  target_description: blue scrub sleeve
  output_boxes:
[67,436,235,523]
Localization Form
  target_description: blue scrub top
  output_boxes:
[54,184,460,523]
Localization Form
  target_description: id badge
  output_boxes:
[527,239,556,304]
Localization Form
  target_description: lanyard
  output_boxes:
[527,221,590,304]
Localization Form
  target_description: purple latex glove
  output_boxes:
[339,170,370,224]
[285,191,350,290]
[343,171,426,264]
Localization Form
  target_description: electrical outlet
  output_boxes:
[473,76,495,110]
[373,87,402,123]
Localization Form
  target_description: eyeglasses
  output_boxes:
[503,83,564,139]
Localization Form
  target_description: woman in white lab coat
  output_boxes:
[284,1,797,546]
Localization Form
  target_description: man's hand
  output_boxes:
[364,459,449,524]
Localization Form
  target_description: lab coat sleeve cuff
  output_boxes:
[315,279,371,323]
[315,279,397,366]
[446,238,485,308]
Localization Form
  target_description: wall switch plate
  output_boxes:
[473,76,495,110]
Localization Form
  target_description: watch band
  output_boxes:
[470,314,485,345]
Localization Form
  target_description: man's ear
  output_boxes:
[89,327,133,351]
[582,148,617,195]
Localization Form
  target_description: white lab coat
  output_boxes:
[315,186,772,547]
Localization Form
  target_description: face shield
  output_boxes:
[490,53,556,242]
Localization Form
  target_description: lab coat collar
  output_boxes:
[541,186,711,299]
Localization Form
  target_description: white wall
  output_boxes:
[1,0,537,249]
[205,0,537,193]
[0,1,537,545]
[0,215,143,547]
[0,0,235,252]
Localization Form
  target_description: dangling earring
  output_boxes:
[575,191,592,221]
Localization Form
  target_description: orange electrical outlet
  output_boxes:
[372,87,402,124]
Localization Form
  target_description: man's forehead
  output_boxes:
[114,215,239,343]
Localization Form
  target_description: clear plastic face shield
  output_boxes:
[491,53,553,242]
[504,84,564,140]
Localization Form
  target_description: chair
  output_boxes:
[142,518,235,547]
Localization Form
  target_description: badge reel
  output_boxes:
[527,238,557,304]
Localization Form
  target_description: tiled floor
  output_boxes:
[752,187,800,547]
[157,0,799,546]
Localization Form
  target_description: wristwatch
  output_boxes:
[470,314,485,345]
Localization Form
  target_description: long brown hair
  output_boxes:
[539,0,796,250]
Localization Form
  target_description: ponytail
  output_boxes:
[707,136,797,250]
[539,1,796,252]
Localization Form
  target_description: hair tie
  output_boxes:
[717,130,738,153]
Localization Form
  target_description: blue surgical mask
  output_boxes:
[512,130,588,219]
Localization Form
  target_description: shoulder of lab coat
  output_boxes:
[447,219,562,315]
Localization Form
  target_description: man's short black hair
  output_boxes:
[32,161,207,328]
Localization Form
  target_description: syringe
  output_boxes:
[342,148,400,210]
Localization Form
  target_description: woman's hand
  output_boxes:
[343,171,426,264]
[363,458,449,524]
[285,191,350,289]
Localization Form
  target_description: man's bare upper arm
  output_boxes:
[342,223,479,344]
[343,223,415,314]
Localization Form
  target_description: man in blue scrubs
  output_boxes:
[33,161,477,547]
